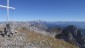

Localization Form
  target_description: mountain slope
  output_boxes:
[16,27,77,48]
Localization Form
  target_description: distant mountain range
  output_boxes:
[0,21,85,35]
[36,21,85,29]
[0,21,85,32]
[0,21,85,29]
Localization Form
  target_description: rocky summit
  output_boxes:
[0,29,77,48]
[0,22,77,48]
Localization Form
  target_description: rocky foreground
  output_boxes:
[0,28,77,48]
[0,21,82,48]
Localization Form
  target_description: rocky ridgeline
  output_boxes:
[0,23,61,48]
[0,22,84,48]
[55,25,85,48]
[0,23,36,48]
[7,22,52,36]
[0,27,76,48]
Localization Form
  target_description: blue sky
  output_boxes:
[0,0,85,22]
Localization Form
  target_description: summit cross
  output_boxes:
[0,0,15,24]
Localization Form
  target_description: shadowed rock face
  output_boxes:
[55,25,85,48]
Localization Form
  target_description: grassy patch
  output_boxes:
[17,27,77,48]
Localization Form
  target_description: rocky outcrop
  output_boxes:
[0,24,15,37]
[29,21,48,31]
[55,25,85,48]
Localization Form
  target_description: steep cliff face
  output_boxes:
[55,25,85,48]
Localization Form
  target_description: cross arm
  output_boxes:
[0,5,15,10]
